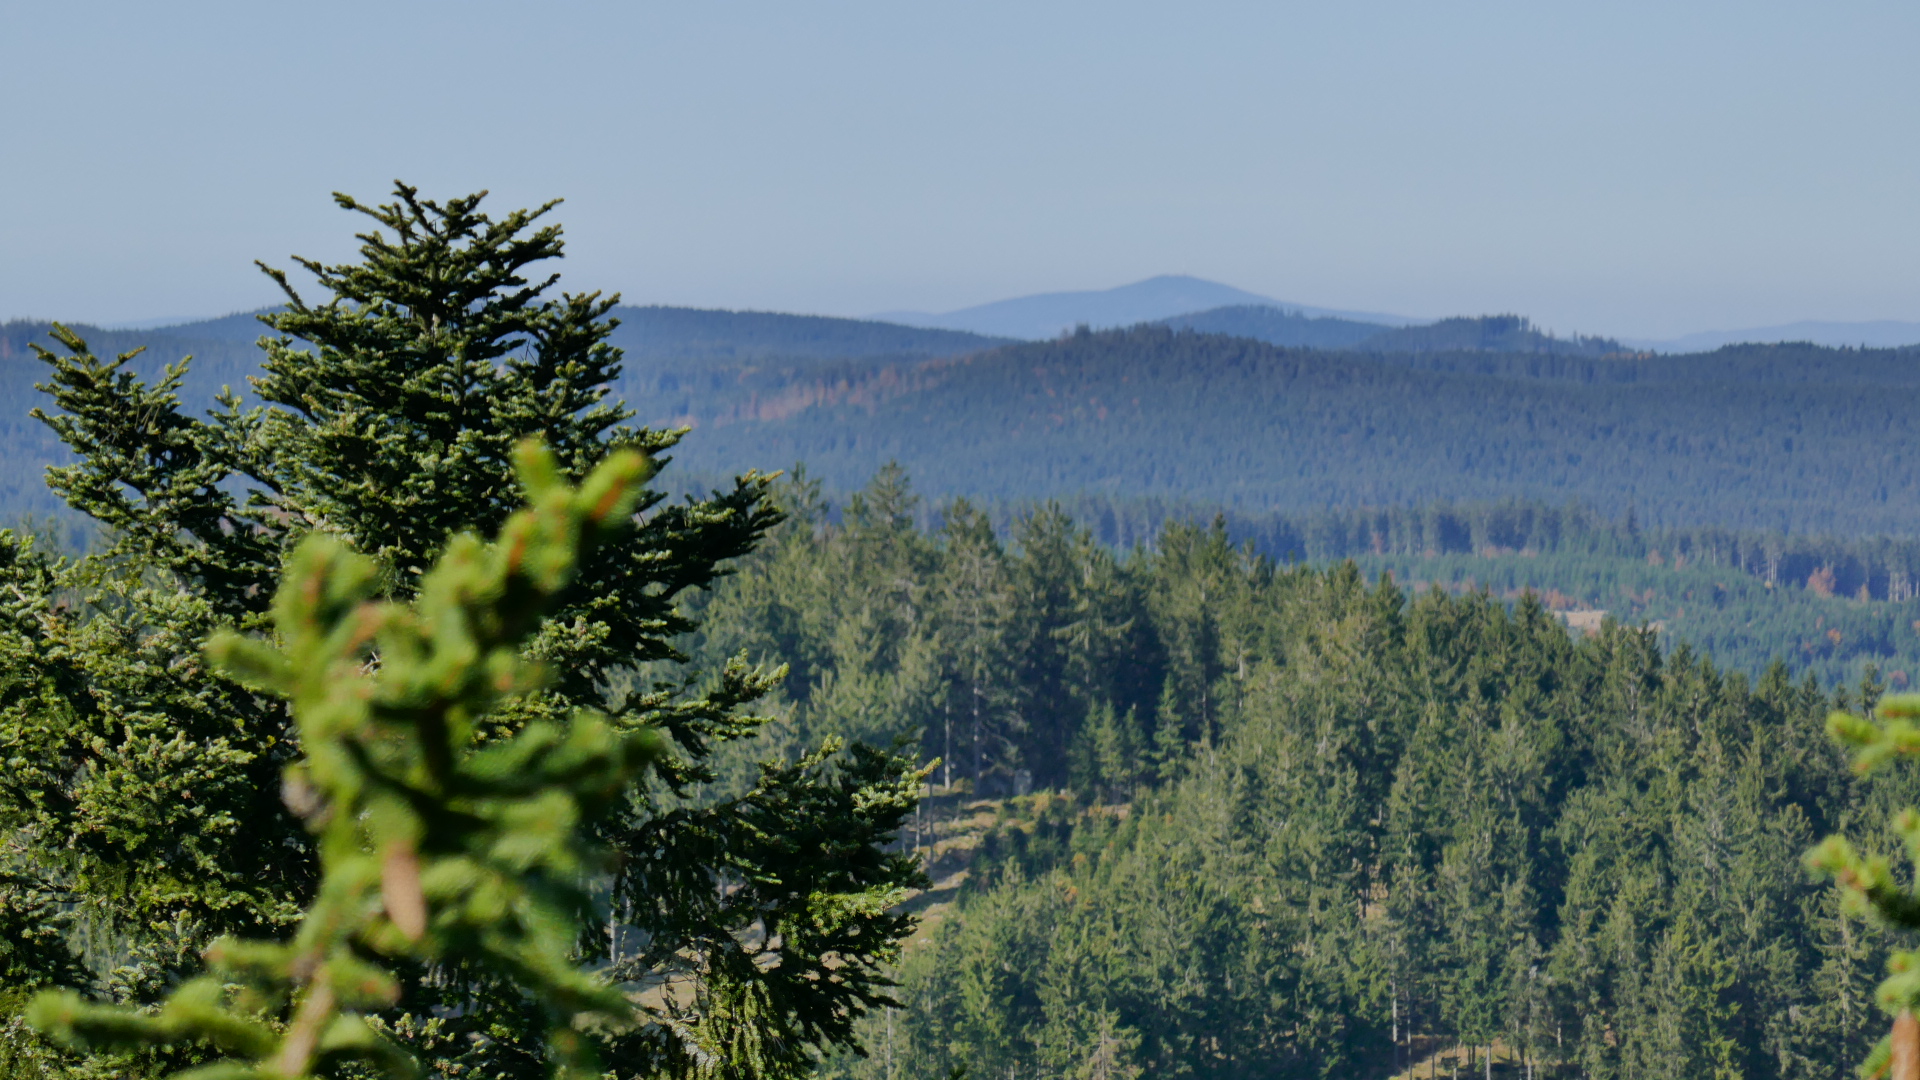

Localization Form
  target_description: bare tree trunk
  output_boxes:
[1392,990,1400,1072]
[972,680,983,784]
[1893,1010,1918,1080]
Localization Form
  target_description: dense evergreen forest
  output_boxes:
[675,469,1905,1079]
[647,326,1920,533]
[11,313,1920,532]
[945,496,1920,690]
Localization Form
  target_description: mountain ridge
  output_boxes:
[1628,319,1920,352]
[645,325,1920,534]
[56,282,1920,354]
[873,274,1420,339]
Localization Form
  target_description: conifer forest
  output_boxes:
[6,185,1920,1080]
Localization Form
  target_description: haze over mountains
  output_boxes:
[14,296,1920,537]
[1623,319,1920,353]
[868,273,1920,350]
[9,275,1920,536]
[74,272,1920,352]
[872,274,1421,339]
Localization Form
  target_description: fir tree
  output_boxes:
[0,184,926,1078]
[931,500,1016,789]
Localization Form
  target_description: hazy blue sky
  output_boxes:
[4,1,1918,337]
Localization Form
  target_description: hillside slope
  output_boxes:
[652,326,1920,533]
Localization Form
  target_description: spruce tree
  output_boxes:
[0,184,925,1078]
[931,500,1016,789]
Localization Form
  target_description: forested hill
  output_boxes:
[652,325,1920,533]
[1354,313,1627,356]
[1152,304,1388,348]
[1153,307,1629,356]
[13,316,1920,534]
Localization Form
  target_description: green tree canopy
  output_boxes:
[0,184,925,1078]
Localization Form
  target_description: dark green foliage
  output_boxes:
[691,473,1158,795]
[1247,499,1920,691]
[33,441,666,1079]
[700,472,1907,1079]
[879,494,1920,692]
[1807,693,1920,1077]
[0,185,924,1079]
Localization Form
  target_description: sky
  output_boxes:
[3,1,1919,339]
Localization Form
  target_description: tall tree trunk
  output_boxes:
[1392,990,1400,1072]
[972,679,983,783]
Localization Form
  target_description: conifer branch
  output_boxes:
[1810,692,1920,1078]
[28,440,664,1080]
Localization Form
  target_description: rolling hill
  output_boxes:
[13,309,1920,537]
[1155,309,1629,356]
[1151,305,1387,348]
[644,325,1920,534]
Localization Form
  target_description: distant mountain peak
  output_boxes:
[874,277,1418,340]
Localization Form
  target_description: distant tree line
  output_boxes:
[659,481,1920,694]
[1155,308,1630,357]
[948,495,1920,601]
